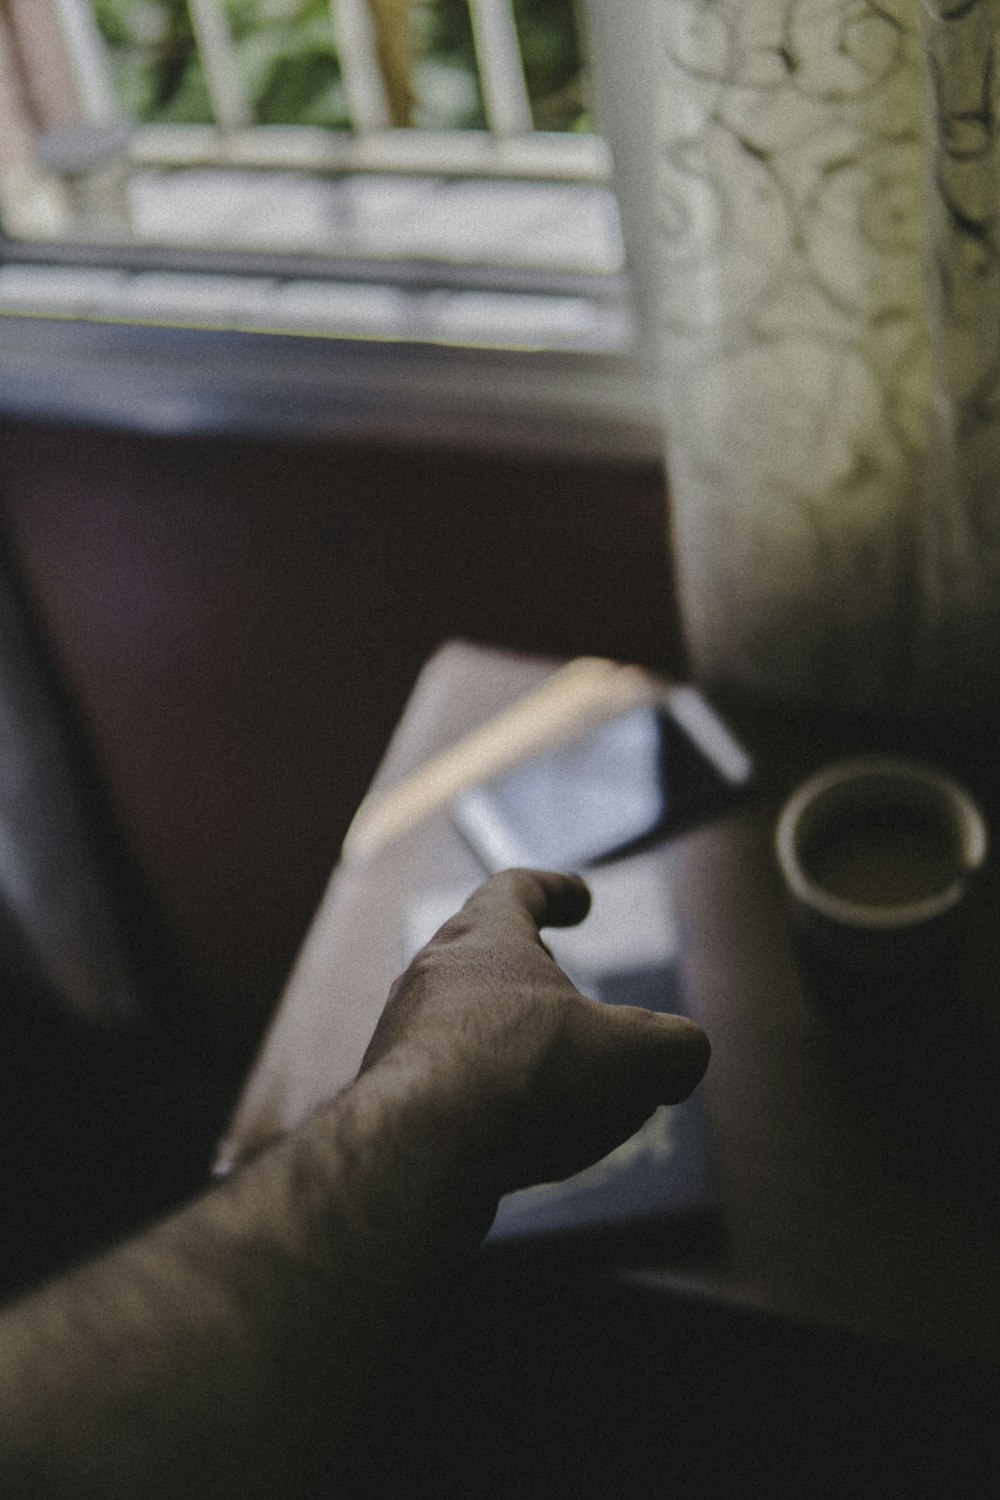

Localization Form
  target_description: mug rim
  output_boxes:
[775,755,988,932]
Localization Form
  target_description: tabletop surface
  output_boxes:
[225,640,1000,1366]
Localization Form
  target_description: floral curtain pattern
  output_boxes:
[658,0,1000,709]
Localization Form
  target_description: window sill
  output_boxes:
[0,304,662,462]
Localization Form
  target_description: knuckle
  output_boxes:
[430,912,476,945]
[405,946,443,983]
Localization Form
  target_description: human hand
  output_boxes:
[359,868,710,1199]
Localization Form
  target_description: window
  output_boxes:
[0,2,659,458]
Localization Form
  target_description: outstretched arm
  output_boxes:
[0,870,709,1499]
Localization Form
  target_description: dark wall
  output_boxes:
[0,419,683,1034]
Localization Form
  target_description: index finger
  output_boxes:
[459,868,591,934]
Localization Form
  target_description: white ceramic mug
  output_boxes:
[775,756,988,970]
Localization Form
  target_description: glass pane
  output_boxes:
[512,0,588,133]
[91,1,588,133]
[412,0,588,133]
[412,0,485,130]
[94,0,212,123]
[94,0,350,128]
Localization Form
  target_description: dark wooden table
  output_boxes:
[224,640,1000,1369]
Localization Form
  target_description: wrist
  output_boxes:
[307,1060,505,1263]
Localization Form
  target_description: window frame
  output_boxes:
[0,0,661,463]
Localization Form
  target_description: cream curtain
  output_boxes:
[658,0,1000,710]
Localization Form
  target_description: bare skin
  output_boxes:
[0,869,709,1498]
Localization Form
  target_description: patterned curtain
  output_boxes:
[658,0,1000,710]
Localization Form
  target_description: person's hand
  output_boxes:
[359,868,710,1199]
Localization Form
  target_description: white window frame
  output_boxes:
[0,0,661,463]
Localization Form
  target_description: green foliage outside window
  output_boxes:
[91,0,589,132]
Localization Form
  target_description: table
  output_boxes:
[221,640,1000,1367]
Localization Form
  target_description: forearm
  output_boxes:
[0,868,710,1496]
[0,1065,493,1499]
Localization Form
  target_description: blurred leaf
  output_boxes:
[512,0,585,131]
